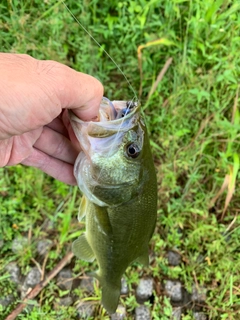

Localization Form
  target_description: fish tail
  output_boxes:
[101,284,121,315]
[89,271,121,314]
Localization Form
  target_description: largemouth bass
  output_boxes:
[69,97,157,314]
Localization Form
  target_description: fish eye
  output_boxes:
[126,143,141,158]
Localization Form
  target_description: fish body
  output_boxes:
[69,98,157,314]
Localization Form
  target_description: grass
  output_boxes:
[0,0,240,319]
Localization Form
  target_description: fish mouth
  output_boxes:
[69,98,142,154]
[69,98,140,126]
[99,97,138,121]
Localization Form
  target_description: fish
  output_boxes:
[69,97,157,314]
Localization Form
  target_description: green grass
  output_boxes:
[0,0,240,319]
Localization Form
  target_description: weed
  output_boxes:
[0,0,239,319]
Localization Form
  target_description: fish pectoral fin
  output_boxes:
[95,206,112,235]
[78,196,87,221]
[135,248,149,267]
[72,234,95,262]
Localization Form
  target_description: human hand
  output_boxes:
[0,53,103,184]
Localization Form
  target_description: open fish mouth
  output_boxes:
[69,97,140,128]
[69,97,142,156]
[98,97,138,122]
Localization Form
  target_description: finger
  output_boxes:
[33,126,78,164]
[46,115,69,137]
[21,148,77,185]
[0,54,103,139]
[62,109,81,151]
[38,59,104,121]
[4,128,42,166]
[64,72,104,121]
[0,138,13,167]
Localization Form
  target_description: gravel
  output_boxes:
[57,268,73,291]
[167,250,181,266]
[5,262,21,284]
[135,305,151,320]
[11,237,28,254]
[24,267,41,288]
[165,280,183,302]
[79,276,94,293]
[193,312,207,320]
[21,267,41,298]
[191,285,207,303]
[120,277,128,295]
[76,301,95,319]
[0,295,14,307]
[136,278,153,303]
[2,256,208,318]
[172,307,182,320]
[57,296,73,307]
[36,239,53,256]
[111,305,126,320]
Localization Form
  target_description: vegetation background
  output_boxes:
[0,0,239,319]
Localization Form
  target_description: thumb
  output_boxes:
[38,59,104,121]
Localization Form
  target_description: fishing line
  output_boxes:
[62,1,138,101]
[62,1,138,186]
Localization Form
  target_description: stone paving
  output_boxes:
[1,238,207,319]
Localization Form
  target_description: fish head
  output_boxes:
[69,98,147,206]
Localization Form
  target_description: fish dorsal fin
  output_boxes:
[72,234,95,262]
[135,247,149,267]
[78,196,87,221]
